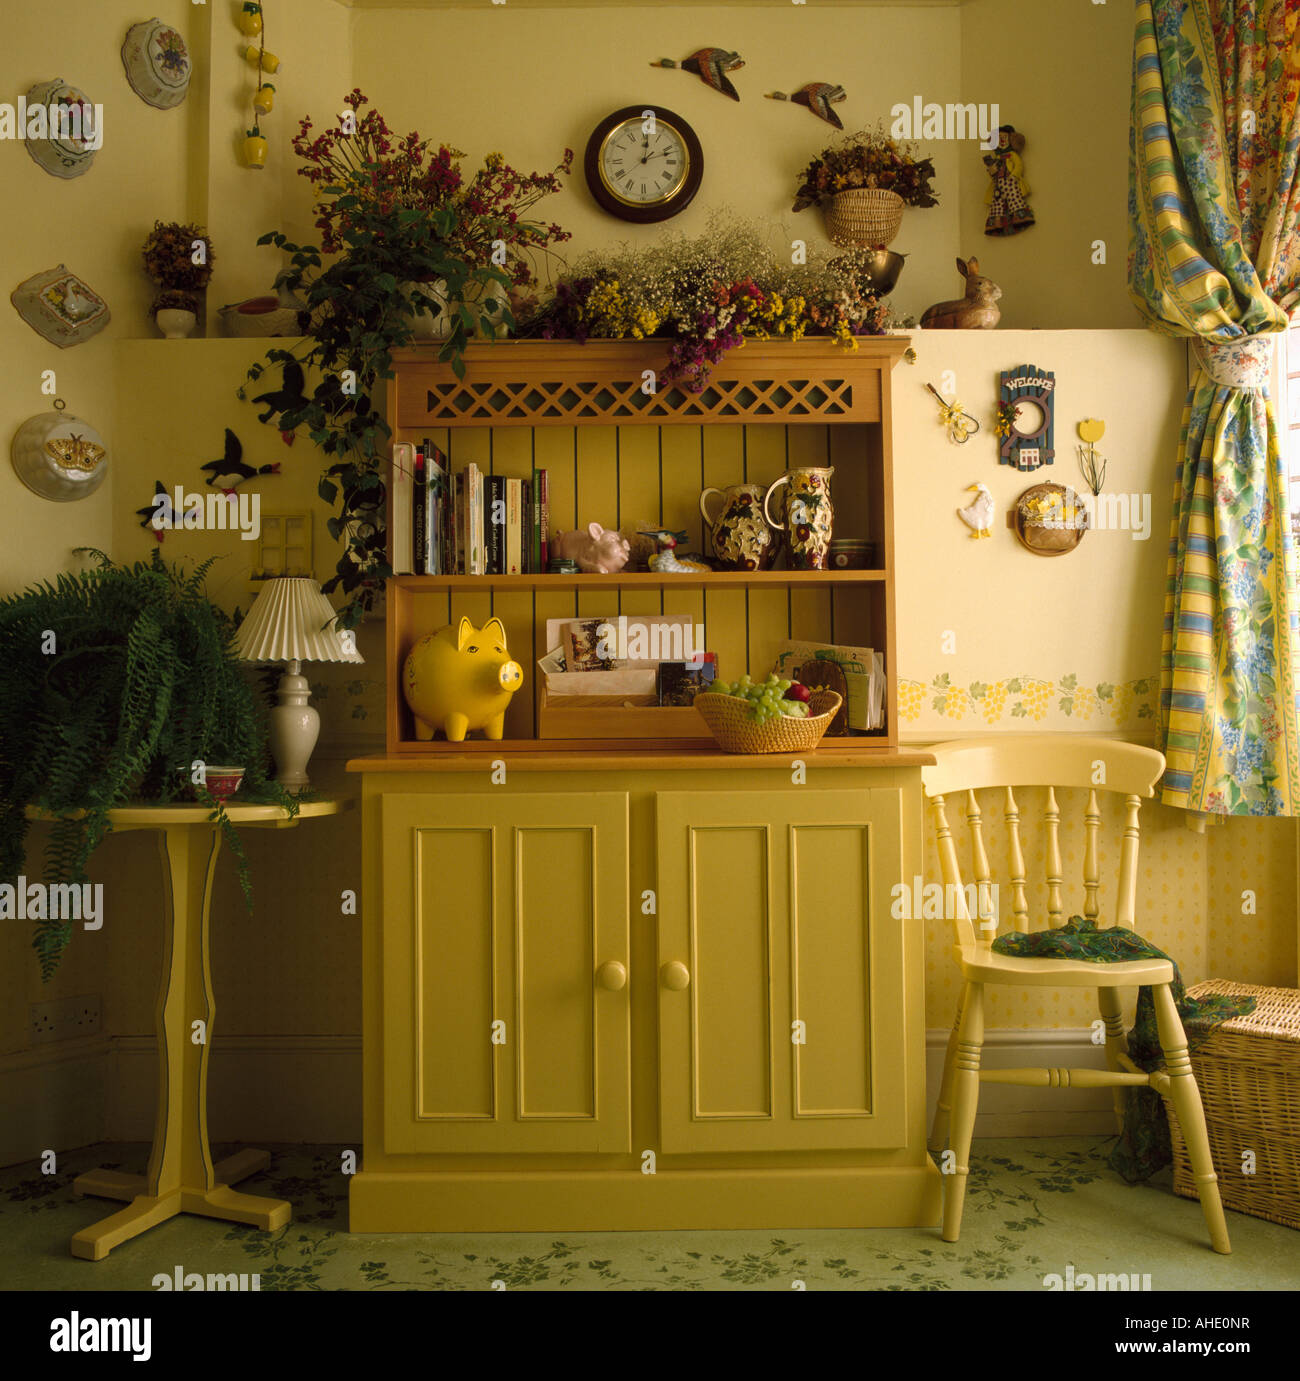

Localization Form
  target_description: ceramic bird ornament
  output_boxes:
[136,481,173,541]
[765,82,847,129]
[651,48,745,101]
[957,483,994,540]
[642,528,712,573]
[199,428,280,494]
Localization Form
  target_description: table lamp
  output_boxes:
[234,577,363,793]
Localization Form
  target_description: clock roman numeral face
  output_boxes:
[601,120,688,207]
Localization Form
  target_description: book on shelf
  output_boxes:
[467,463,485,575]
[452,471,464,575]
[505,477,523,574]
[392,442,414,575]
[425,440,448,575]
[537,468,549,570]
[486,474,505,575]
[521,478,532,573]
[772,640,886,733]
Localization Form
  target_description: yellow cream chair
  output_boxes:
[921,735,1230,1254]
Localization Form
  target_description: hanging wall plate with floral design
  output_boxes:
[122,18,192,110]
[22,79,100,178]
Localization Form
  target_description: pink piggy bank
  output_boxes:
[551,522,630,574]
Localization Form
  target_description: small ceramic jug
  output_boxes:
[699,481,778,571]
[763,466,835,570]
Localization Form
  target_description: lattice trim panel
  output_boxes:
[418,375,866,427]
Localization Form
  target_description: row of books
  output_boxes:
[390,440,549,576]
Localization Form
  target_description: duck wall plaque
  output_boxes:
[11,265,110,347]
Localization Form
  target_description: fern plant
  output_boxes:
[0,549,296,977]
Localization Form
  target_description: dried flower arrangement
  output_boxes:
[141,219,215,314]
[792,123,939,213]
[516,214,893,390]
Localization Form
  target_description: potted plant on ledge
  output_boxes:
[0,549,296,977]
[141,219,216,337]
[241,88,572,628]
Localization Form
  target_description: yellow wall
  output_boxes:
[1,2,1293,1134]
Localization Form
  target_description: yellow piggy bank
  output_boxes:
[403,616,523,742]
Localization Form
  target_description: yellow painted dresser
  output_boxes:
[347,747,941,1231]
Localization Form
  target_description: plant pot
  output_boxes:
[403,278,508,340]
[824,188,905,248]
[202,765,246,801]
[154,307,196,339]
[243,135,268,170]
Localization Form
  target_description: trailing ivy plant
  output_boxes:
[240,90,571,628]
[0,549,297,977]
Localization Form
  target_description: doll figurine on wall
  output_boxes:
[983,125,1034,236]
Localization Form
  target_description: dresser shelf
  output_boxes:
[389,569,888,593]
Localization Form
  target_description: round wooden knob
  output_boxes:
[595,960,627,991]
[660,961,690,991]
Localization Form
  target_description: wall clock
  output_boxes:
[584,105,703,223]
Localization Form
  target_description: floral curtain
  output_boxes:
[1129,0,1300,813]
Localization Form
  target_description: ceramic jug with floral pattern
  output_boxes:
[699,481,779,571]
[763,466,835,570]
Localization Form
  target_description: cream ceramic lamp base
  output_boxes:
[269,658,319,795]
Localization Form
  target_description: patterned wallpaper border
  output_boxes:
[899,674,1158,727]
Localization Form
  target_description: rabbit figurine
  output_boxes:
[920,256,1002,330]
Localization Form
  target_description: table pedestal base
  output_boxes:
[71,1149,290,1261]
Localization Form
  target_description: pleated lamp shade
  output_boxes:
[235,577,364,665]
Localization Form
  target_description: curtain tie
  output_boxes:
[1195,334,1273,391]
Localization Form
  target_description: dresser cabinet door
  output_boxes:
[380,792,630,1154]
[655,789,907,1154]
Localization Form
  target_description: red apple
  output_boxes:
[784,682,811,703]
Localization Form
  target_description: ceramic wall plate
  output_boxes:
[122,18,191,110]
[23,79,100,178]
[11,404,108,501]
[11,265,111,347]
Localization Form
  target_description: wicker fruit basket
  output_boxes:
[823,188,905,248]
[695,690,842,754]
[1162,980,1300,1231]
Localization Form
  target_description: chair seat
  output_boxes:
[955,943,1174,988]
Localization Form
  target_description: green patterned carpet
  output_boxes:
[3,1139,1296,1291]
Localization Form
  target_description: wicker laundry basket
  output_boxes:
[1162,981,1300,1231]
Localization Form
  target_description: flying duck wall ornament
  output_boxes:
[136,480,173,540]
[249,359,309,442]
[765,82,846,129]
[200,428,280,493]
[651,48,745,102]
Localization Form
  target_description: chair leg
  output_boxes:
[1152,983,1231,1255]
[929,988,966,1155]
[1097,986,1127,1134]
[942,981,985,1244]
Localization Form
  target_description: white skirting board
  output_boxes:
[3,1029,1114,1167]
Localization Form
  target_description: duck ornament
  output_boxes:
[200,428,280,494]
[765,82,847,129]
[651,48,745,101]
[957,483,994,540]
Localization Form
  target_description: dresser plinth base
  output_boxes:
[349,1160,942,1233]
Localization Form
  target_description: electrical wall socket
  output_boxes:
[29,994,102,1045]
